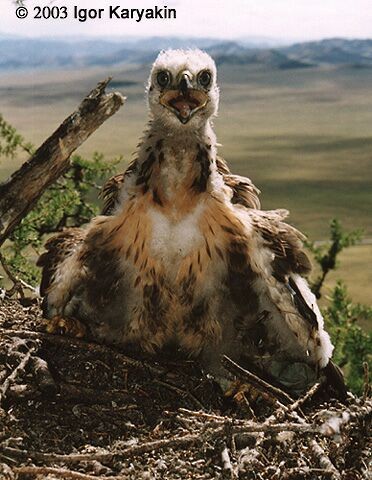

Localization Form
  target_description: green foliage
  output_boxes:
[0,115,34,158]
[306,219,362,298]
[322,281,372,395]
[0,115,120,285]
[307,219,371,394]
[3,153,120,284]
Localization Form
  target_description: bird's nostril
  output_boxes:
[179,77,189,96]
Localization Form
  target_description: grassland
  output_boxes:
[0,63,371,306]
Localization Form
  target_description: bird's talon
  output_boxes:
[46,316,86,338]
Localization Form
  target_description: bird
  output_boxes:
[37,49,346,399]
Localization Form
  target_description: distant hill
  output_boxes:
[281,38,372,67]
[0,36,371,71]
[207,42,311,69]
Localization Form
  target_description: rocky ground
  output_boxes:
[0,297,370,480]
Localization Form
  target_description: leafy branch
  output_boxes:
[0,115,34,158]
[0,113,121,288]
[2,153,120,286]
[322,281,372,394]
[306,219,362,298]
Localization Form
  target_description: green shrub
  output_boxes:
[323,281,371,394]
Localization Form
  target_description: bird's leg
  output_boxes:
[225,380,259,417]
[46,316,87,338]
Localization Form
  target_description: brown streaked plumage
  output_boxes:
[38,49,346,399]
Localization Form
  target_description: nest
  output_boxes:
[0,297,370,480]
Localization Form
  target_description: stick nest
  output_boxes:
[0,297,370,480]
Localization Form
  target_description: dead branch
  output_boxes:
[0,329,164,377]
[153,379,205,410]
[57,382,133,405]
[0,434,203,464]
[0,421,342,467]
[177,408,230,423]
[288,382,322,413]
[281,467,337,479]
[0,344,37,405]
[13,465,123,480]
[362,361,370,402]
[0,78,125,246]
[220,443,236,479]
[222,355,295,405]
[309,439,341,480]
[0,446,116,464]
[0,252,25,298]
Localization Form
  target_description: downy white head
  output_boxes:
[147,49,219,132]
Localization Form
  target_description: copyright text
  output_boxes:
[15,5,177,23]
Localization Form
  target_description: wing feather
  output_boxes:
[100,159,137,215]
[37,228,85,298]
[250,210,347,397]
[100,173,125,215]
[251,210,312,282]
[217,157,261,210]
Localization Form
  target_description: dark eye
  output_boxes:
[156,70,171,88]
[198,70,212,88]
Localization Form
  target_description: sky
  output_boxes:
[1,0,372,41]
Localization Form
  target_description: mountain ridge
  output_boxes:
[0,36,371,71]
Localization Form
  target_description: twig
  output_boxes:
[178,408,230,422]
[220,443,236,479]
[1,411,358,470]
[2,424,303,468]
[57,382,133,405]
[309,439,341,480]
[0,252,25,298]
[362,361,370,402]
[0,345,37,405]
[1,434,203,464]
[289,382,322,413]
[222,355,295,405]
[13,466,122,480]
[19,278,39,296]
[282,467,338,479]
[0,329,164,377]
[153,379,205,410]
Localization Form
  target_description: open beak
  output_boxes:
[160,74,208,124]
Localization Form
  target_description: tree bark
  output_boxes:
[0,78,125,246]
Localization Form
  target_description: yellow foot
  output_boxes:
[225,380,264,417]
[225,380,278,414]
[46,316,86,338]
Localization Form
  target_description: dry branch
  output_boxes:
[288,382,322,413]
[0,434,203,465]
[0,329,164,377]
[0,78,125,246]
[309,439,341,480]
[222,355,295,405]
[0,344,37,405]
[13,465,123,480]
[0,420,347,468]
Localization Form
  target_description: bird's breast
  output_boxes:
[147,202,206,272]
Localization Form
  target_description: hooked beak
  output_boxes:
[159,72,209,124]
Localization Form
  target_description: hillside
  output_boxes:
[282,38,372,67]
[1,36,372,71]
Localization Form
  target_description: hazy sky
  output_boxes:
[2,0,371,41]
